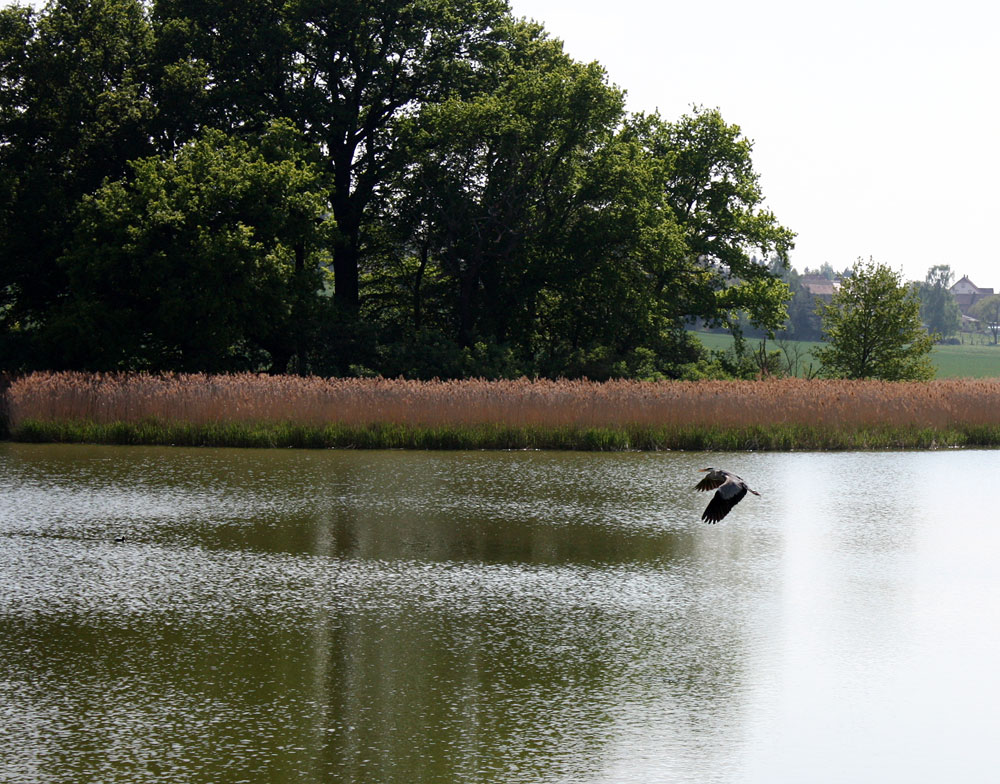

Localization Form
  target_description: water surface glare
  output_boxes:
[1,443,997,783]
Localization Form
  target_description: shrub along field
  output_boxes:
[9,371,1000,451]
[693,331,1000,379]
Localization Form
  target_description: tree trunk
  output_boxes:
[293,242,306,374]
[332,228,360,310]
[330,160,362,311]
[413,242,428,331]
[458,268,478,348]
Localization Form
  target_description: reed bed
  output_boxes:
[8,372,1000,450]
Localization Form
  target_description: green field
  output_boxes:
[691,331,1000,379]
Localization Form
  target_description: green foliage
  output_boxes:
[378,82,794,378]
[624,110,795,336]
[386,23,629,350]
[53,122,332,371]
[17,417,1000,451]
[815,258,935,380]
[1,0,797,380]
[782,282,825,341]
[368,329,525,380]
[0,0,157,366]
[695,328,1000,379]
[918,265,961,339]
[970,294,1000,345]
[288,0,513,308]
[655,108,795,277]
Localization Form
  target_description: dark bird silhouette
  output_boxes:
[695,468,760,523]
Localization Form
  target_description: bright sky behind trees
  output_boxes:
[510,0,1000,287]
[5,0,997,287]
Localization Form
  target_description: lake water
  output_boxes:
[2,442,998,783]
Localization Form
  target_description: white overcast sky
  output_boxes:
[509,0,1000,287]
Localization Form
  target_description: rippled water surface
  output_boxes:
[2,443,999,783]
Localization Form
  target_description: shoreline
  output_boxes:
[8,372,1000,452]
[9,419,1000,451]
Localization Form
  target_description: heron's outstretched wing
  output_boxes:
[695,474,727,492]
[701,480,748,523]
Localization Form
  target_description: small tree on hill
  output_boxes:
[815,257,935,380]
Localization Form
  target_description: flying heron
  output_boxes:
[695,468,760,523]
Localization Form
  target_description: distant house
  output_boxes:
[799,274,838,300]
[950,275,994,316]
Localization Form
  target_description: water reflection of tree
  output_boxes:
[295,562,765,781]
[292,452,767,781]
[1,448,774,783]
[301,582,616,781]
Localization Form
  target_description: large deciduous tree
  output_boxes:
[151,0,511,311]
[383,24,629,348]
[374,68,794,378]
[0,0,156,367]
[815,258,935,380]
[53,122,332,372]
[294,0,511,312]
[530,107,794,377]
[639,107,795,333]
[1,0,797,378]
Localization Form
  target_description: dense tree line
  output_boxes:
[1,0,795,378]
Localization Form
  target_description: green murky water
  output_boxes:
[2,443,998,783]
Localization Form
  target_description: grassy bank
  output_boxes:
[8,372,1000,450]
[14,418,1000,451]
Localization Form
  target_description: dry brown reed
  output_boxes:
[9,372,1000,431]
